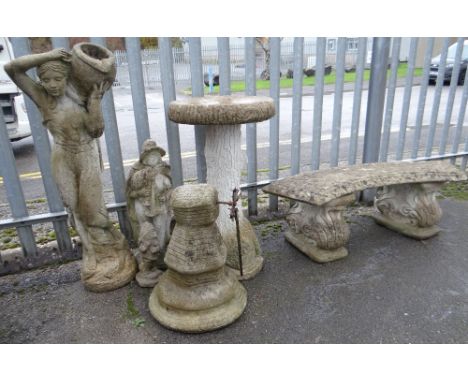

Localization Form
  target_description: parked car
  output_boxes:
[429,40,468,85]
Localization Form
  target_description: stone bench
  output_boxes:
[262,161,467,263]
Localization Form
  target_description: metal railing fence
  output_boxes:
[1,37,467,263]
[111,39,363,88]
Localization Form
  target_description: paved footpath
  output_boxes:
[1,198,467,344]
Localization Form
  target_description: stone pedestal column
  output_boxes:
[373,182,444,239]
[149,184,247,333]
[168,96,275,279]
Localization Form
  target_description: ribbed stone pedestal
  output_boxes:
[168,96,275,279]
[149,184,247,333]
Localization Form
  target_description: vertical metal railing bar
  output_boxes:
[379,37,402,162]
[363,38,391,164]
[348,37,367,165]
[245,37,258,216]
[450,69,468,164]
[268,37,281,211]
[291,37,304,175]
[0,109,37,256]
[12,37,72,253]
[51,37,70,51]
[217,37,231,96]
[395,37,419,160]
[125,37,151,153]
[410,37,435,159]
[188,37,207,183]
[311,37,326,171]
[461,138,468,170]
[439,38,465,155]
[90,37,131,240]
[330,37,347,167]
[424,37,450,157]
[159,38,183,187]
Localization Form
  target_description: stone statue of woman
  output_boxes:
[5,45,136,292]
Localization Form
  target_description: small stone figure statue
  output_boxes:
[126,139,173,287]
[5,44,137,292]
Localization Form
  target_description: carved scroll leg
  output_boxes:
[373,182,444,240]
[285,194,355,263]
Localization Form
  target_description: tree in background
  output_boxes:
[28,37,184,53]
[140,38,184,50]
[256,37,271,80]
[256,37,284,80]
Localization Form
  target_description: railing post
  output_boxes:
[245,37,258,216]
[90,37,132,241]
[159,37,184,187]
[11,37,73,253]
[0,109,37,256]
[188,37,207,183]
[363,37,391,165]
[362,37,391,202]
[125,37,151,153]
[268,37,281,212]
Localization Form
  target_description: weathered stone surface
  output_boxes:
[149,184,247,333]
[372,182,443,239]
[168,95,275,125]
[5,45,136,292]
[263,161,467,206]
[264,161,466,263]
[126,139,173,288]
[285,194,355,263]
[69,43,116,98]
[168,95,275,279]
[285,231,349,263]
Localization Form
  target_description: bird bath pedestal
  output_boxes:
[168,96,275,279]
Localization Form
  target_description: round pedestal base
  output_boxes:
[149,273,247,333]
[82,252,137,293]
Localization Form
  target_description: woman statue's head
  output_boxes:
[38,60,70,97]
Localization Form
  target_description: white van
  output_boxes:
[0,37,30,141]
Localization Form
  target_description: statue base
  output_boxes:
[149,269,247,333]
[372,213,440,240]
[135,269,163,288]
[285,230,348,263]
[82,250,137,293]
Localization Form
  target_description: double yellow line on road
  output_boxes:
[0,150,198,184]
[0,137,302,184]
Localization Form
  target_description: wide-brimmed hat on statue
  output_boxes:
[140,139,166,161]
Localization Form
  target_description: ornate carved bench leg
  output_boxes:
[284,194,355,263]
[372,182,444,239]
